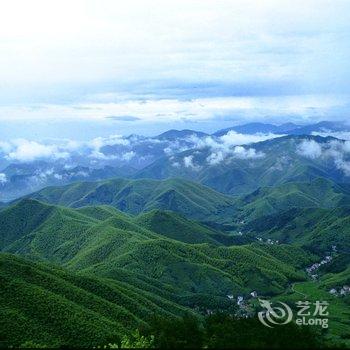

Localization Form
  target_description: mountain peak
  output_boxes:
[156,129,208,139]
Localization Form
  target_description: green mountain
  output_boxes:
[88,238,314,296]
[24,177,236,222]
[321,266,350,290]
[21,174,350,231]
[2,171,349,347]
[134,210,230,245]
[235,178,350,221]
[0,199,314,298]
[136,135,349,195]
[0,253,191,348]
[245,206,350,253]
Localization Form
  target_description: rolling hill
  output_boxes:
[135,135,350,195]
[1,129,349,348]
[23,177,236,222]
[0,199,315,299]
[0,253,192,348]
[234,178,350,221]
[156,129,209,140]
[134,210,230,245]
[244,206,350,253]
[22,174,350,230]
[1,177,348,347]
[213,121,349,136]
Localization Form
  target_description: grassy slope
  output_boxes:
[134,209,230,245]
[235,178,350,221]
[0,253,191,347]
[25,177,236,222]
[0,199,315,298]
[1,175,349,346]
[245,206,350,253]
[87,240,313,296]
[21,174,350,232]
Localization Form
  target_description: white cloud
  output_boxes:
[297,139,350,176]
[74,171,89,178]
[232,146,265,159]
[0,173,7,184]
[326,140,350,176]
[206,145,264,165]
[0,95,348,125]
[36,168,54,180]
[0,0,349,95]
[192,132,267,165]
[89,150,117,160]
[121,151,135,161]
[89,135,129,149]
[297,140,322,159]
[6,139,70,162]
[206,151,225,165]
[334,158,350,176]
[312,131,350,141]
[220,131,284,146]
[85,134,131,160]
[183,155,201,170]
[163,140,191,156]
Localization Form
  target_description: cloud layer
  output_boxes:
[0,129,279,166]
[297,139,350,176]
[0,0,350,138]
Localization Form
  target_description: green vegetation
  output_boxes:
[0,254,190,347]
[1,160,350,348]
[235,178,350,221]
[0,252,323,348]
[25,177,236,222]
[0,199,315,299]
[271,280,350,348]
[134,209,231,245]
[135,135,349,195]
[245,206,350,253]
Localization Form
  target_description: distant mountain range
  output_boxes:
[23,177,236,223]
[156,129,209,139]
[13,173,350,253]
[213,120,350,136]
[136,135,350,194]
[1,120,349,202]
[154,121,350,138]
[2,126,350,346]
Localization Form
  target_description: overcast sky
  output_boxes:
[1,0,350,139]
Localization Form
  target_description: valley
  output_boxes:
[1,126,350,348]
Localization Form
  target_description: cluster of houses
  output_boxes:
[306,255,332,279]
[256,237,279,245]
[226,291,258,307]
[203,291,258,317]
[329,285,350,297]
[222,291,258,319]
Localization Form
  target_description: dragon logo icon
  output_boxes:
[258,299,293,328]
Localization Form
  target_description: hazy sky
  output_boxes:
[1,0,350,138]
